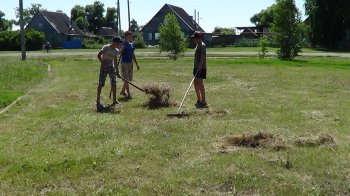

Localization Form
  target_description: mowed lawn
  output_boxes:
[0,56,350,195]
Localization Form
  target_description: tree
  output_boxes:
[272,0,302,60]
[0,11,12,31]
[250,5,276,28]
[85,1,105,33]
[305,0,350,49]
[213,27,235,35]
[15,3,45,26]
[75,16,89,30]
[130,19,140,33]
[159,13,187,60]
[105,7,117,31]
[71,5,85,22]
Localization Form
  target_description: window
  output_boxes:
[155,33,160,40]
[38,23,43,29]
[148,33,153,41]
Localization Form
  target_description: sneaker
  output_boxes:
[200,102,208,108]
[112,100,121,105]
[195,100,201,108]
[197,101,208,108]
[96,102,104,112]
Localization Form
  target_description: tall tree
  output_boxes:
[75,17,89,30]
[250,5,276,28]
[0,11,12,31]
[105,7,117,30]
[272,0,302,60]
[305,0,350,49]
[71,5,85,22]
[15,3,45,26]
[85,1,105,33]
[130,19,140,33]
[159,13,187,60]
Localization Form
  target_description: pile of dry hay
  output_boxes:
[143,84,176,108]
[223,132,286,150]
[294,133,336,147]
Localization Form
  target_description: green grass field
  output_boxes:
[0,56,350,195]
[0,58,47,109]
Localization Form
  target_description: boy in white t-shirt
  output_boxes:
[96,36,123,109]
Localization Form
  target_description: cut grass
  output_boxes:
[0,56,350,195]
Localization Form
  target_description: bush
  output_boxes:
[82,38,104,49]
[133,33,146,49]
[235,38,260,47]
[0,31,19,51]
[0,29,44,51]
[258,36,269,59]
[25,29,45,50]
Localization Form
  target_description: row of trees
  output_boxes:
[251,0,350,52]
[71,2,118,33]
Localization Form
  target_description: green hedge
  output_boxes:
[0,29,45,51]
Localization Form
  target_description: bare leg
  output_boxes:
[194,79,201,102]
[96,86,102,103]
[198,79,206,104]
[125,82,130,96]
[112,85,117,103]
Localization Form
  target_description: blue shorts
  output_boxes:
[193,68,207,79]
[99,65,116,87]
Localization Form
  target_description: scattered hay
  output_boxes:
[294,133,336,147]
[216,181,234,193]
[223,132,286,150]
[143,84,176,108]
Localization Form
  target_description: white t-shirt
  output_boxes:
[101,44,119,66]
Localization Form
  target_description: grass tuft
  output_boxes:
[223,132,286,150]
[294,133,336,147]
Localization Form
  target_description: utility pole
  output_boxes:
[194,9,196,23]
[116,0,121,36]
[127,0,131,31]
[19,0,26,60]
[197,11,200,25]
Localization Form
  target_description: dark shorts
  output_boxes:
[193,68,207,79]
[99,65,116,87]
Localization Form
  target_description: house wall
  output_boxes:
[27,12,65,48]
[142,6,196,46]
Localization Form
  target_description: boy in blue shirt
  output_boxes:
[119,31,140,98]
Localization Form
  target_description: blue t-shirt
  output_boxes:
[121,42,135,63]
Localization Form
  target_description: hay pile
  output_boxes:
[223,132,285,150]
[143,84,175,108]
[294,134,336,147]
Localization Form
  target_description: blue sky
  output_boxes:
[1,0,306,32]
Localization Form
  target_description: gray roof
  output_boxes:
[166,4,204,32]
[142,4,205,32]
[40,11,83,35]
[96,27,117,37]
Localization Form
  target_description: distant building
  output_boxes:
[96,27,118,39]
[27,11,84,48]
[235,26,273,46]
[141,4,207,46]
[236,26,272,39]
